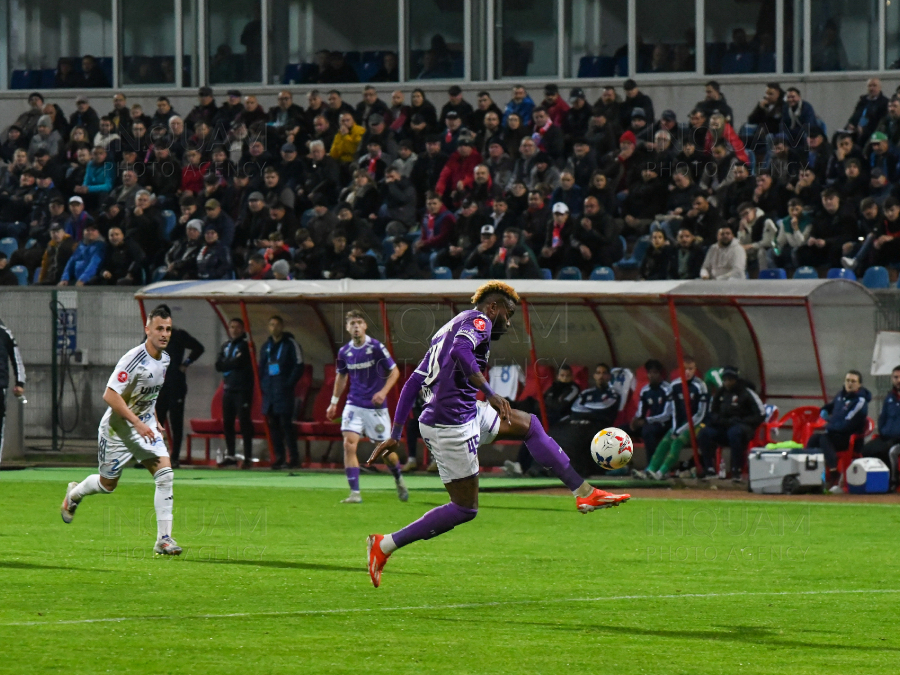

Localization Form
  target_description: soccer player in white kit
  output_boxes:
[60,305,182,555]
[326,310,407,503]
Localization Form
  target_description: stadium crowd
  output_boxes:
[2,77,900,286]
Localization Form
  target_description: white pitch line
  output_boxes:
[3,588,900,628]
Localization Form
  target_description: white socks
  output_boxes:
[380,534,398,555]
[69,474,110,502]
[153,467,174,539]
[574,482,594,498]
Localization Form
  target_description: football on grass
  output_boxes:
[590,427,634,470]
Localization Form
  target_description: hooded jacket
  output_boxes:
[823,386,871,435]
[258,331,304,415]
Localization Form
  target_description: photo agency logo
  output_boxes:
[642,504,811,564]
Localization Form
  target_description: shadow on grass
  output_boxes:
[476,619,900,653]
[0,560,109,572]
[181,557,424,576]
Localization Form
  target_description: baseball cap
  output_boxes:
[552,202,570,214]
[204,198,220,209]
[869,131,889,143]
[448,85,462,96]
[186,218,204,232]
[569,87,586,102]
[248,191,265,202]
[722,366,740,379]
[69,196,83,205]
[481,224,496,235]
[198,86,214,97]
[457,137,473,148]
[368,113,384,126]
[631,107,647,120]
[661,109,677,122]
[76,95,89,104]
[272,259,290,277]
[445,110,460,120]
[49,222,64,232]
[227,89,241,98]
[281,142,297,153]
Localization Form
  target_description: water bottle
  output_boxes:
[15,391,27,405]
[718,458,727,479]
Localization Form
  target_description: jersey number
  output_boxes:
[423,336,447,387]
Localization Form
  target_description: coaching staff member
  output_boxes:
[0,317,26,465]
[215,317,256,469]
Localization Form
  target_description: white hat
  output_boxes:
[186,218,204,232]
[69,196,84,204]
[552,202,569,214]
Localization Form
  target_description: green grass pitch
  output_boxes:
[1,468,899,674]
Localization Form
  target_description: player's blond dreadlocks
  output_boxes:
[470,281,521,307]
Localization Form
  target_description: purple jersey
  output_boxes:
[336,336,397,409]
[417,309,492,427]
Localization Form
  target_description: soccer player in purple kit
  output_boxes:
[365,281,630,587]
[326,310,408,503]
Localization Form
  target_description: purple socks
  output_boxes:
[345,467,360,492]
[388,462,402,480]
[392,502,477,549]
[524,414,585,492]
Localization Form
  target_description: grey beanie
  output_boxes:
[272,259,291,277]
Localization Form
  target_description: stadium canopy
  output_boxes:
[136,278,876,411]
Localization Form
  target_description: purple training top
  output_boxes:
[417,309,492,427]
[336,335,397,409]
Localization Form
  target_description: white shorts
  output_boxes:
[341,404,391,442]
[420,401,500,483]
[98,417,169,479]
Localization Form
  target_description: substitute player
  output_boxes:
[326,310,407,503]
[60,305,182,556]
[365,281,630,587]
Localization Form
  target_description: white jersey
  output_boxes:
[100,343,170,437]
[488,365,525,401]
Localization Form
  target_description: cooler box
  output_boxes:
[749,451,825,494]
[846,457,890,494]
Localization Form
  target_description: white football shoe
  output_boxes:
[153,535,183,556]
[60,481,79,524]
[341,491,363,504]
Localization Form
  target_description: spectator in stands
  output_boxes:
[463,224,500,278]
[95,199,125,238]
[667,227,705,280]
[409,89,439,134]
[28,116,62,161]
[640,230,672,280]
[196,227,231,280]
[782,87,816,143]
[507,137,538,190]
[163,219,203,280]
[73,146,114,211]
[845,80,888,147]
[247,252,273,280]
[370,53,399,83]
[542,84,570,128]
[79,55,109,88]
[531,106,565,167]
[356,86,392,129]
[826,132,865,185]
[752,169,785,217]
[59,221,104,286]
[150,96,178,132]
[215,317,256,469]
[867,132,900,183]
[346,239,380,279]
[539,202,570,272]
[696,81,733,123]
[861,366,900,490]
[301,140,341,207]
[329,112,365,166]
[0,126,26,164]
[700,224,746,280]
[377,166,416,229]
[319,52,358,84]
[875,96,900,148]
[436,138,482,205]
[39,223,75,284]
[0,252,16,286]
[385,236,419,279]
[438,85,475,128]
[683,193,723,244]
[697,366,765,481]
[797,188,856,270]
[414,191,455,270]
[289,229,322,280]
[69,96,100,141]
[736,202,777,271]
[63,196,94,242]
[491,226,540,279]
[620,80,654,130]
[97,225,144,285]
[553,363,620,476]
[530,153,561,191]
[323,231,350,278]
[267,91,304,145]
[772,198,812,270]
[123,190,163,262]
[503,85,535,127]
[562,89,592,147]
[12,92,45,141]
[470,91,502,136]
[807,370,871,492]
[258,315,303,471]
[185,87,218,132]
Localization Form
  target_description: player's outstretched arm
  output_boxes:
[103,387,155,442]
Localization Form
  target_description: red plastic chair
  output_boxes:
[770,406,827,446]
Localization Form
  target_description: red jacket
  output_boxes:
[436,149,483,196]
[705,124,749,164]
[545,97,570,128]
[419,208,456,251]
[180,161,210,194]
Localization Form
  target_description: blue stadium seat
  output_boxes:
[745,148,757,174]
[862,266,889,289]
[10,70,40,90]
[720,52,756,74]
[362,51,384,64]
[0,237,18,259]
[757,52,776,72]
[359,61,380,82]
[589,266,615,281]
[24,238,37,249]
[758,268,787,279]
[432,266,452,280]
[352,62,367,82]
[614,56,628,77]
[540,268,552,280]
[826,267,857,281]
[41,69,56,88]
[557,266,583,281]
[344,51,361,64]
[152,266,168,283]
[460,269,477,279]
[161,210,177,241]
[11,265,27,286]
[614,237,650,270]
[705,42,728,74]
[577,56,597,78]
[283,64,301,84]
[596,56,616,77]
[793,266,818,279]
[816,118,827,136]
[33,268,40,284]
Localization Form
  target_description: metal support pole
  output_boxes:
[804,299,828,403]
[775,0,784,74]
[50,290,58,454]
[520,299,550,430]
[175,0,183,87]
[667,297,702,472]
[239,300,274,462]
